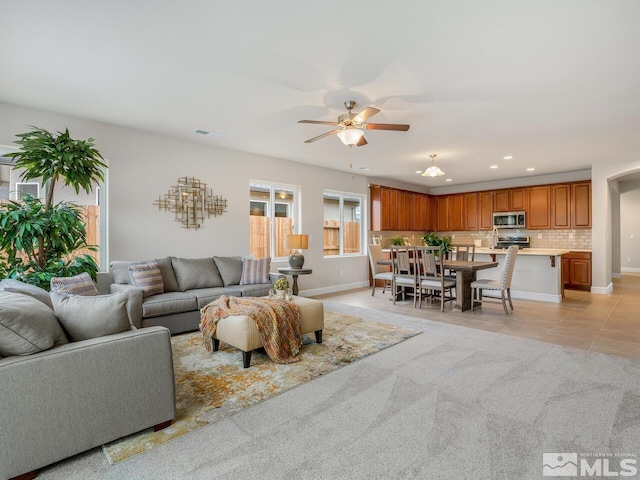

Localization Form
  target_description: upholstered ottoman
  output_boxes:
[212,296,324,368]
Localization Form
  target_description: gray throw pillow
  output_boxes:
[240,257,271,285]
[171,257,223,291]
[51,292,131,342]
[213,256,244,287]
[0,278,54,309]
[110,261,135,284]
[156,256,180,292]
[0,291,68,356]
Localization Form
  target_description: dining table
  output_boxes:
[376,258,499,311]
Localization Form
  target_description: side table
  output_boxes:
[276,267,312,295]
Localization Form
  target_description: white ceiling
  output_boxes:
[1,1,638,188]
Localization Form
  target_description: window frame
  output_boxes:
[249,180,301,260]
[323,189,366,258]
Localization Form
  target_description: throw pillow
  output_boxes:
[240,257,271,285]
[110,261,135,284]
[213,256,244,287]
[171,257,224,291]
[50,291,130,342]
[128,260,165,297]
[0,278,54,309]
[0,291,68,356]
[50,272,99,296]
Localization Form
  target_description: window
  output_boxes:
[249,182,299,259]
[15,182,40,200]
[323,190,365,256]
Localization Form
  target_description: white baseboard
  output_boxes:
[299,281,369,297]
[480,290,562,303]
[621,267,640,273]
[591,283,613,294]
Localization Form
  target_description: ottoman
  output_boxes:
[212,296,324,368]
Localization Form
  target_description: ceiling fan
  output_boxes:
[298,100,410,147]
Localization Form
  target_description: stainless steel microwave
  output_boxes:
[493,211,526,229]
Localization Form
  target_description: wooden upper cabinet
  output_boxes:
[463,193,478,230]
[449,194,464,231]
[551,184,571,229]
[396,190,406,230]
[437,196,449,231]
[571,181,591,228]
[493,190,510,212]
[370,185,382,231]
[388,188,399,230]
[478,191,493,230]
[526,185,551,229]
[510,188,526,211]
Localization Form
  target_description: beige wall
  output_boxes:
[0,102,370,295]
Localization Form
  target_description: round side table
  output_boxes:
[276,267,312,295]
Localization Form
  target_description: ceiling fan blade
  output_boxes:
[298,120,340,126]
[353,107,380,123]
[364,123,410,131]
[304,129,341,143]
[356,135,368,147]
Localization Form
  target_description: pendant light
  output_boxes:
[421,153,445,177]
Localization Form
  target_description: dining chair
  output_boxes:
[368,244,393,296]
[390,245,417,305]
[415,246,456,311]
[470,245,519,314]
[445,243,476,281]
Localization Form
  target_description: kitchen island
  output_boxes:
[474,248,571,303]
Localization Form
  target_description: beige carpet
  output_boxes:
[102,310,420,464]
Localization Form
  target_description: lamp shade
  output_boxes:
[421,165,445,177]
[337,128,364,146]
[285,234,308,250]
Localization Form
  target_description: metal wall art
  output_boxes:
[154,176,227,229]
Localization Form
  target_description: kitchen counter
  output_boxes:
[476,247,571,256]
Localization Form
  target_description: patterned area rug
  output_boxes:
[102,310,420,464]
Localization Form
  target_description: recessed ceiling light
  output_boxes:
[503,155,513,160]
[445,179,452,182]
[490,165,498,169]
[526,167,535,171]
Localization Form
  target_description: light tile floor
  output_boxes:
[312,273,640,360]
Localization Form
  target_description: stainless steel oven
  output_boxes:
[493,211,526,229]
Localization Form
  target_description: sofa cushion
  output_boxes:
[50,273,99,296]
[129,260,165,298]
[142,292,198,318]
[234,283,273,297]
[156,256,180,292]
[110,261,134,284]
[213,256,244,287]
[51,292,131,342]
[0,291,68,356]
[171,257,223,291]
[189,287,246,309]
[240,257,271,285]
[0,278,54,309]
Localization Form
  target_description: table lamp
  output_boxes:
[285,233,309,269]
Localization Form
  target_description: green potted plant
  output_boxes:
[389,236,405,246]
[0,126,107,290]
[274,277,289,292]
[421,232,452,255]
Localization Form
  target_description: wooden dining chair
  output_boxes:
[368,244,393,296]
[390,245,417,305]
[470,245,518,314]
[415,246,456,311]
[445,244,476,281]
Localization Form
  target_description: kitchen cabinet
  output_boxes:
[478,191,493,230]
[526,185,551,229]
[448,194,464,231]
[437,196,449,231]
[397,190,406,230]
[563,251,592,290]
[494,188,526,212]
[370,185,434,231]
[571,182,591,228]
[551,184,571,229]
[464,193,478,230]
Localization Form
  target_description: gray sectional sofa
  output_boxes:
[98,256,279,334]
[0,283,176,480]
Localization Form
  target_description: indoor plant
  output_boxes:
[421,232,452,255]
[389,236,405,246]
[274,277,289,292]
[0,126,107,289]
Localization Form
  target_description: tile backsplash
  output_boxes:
[371,229,592,250]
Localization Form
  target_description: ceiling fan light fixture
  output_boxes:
[421,153,445,177]
[337,128,364,146]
